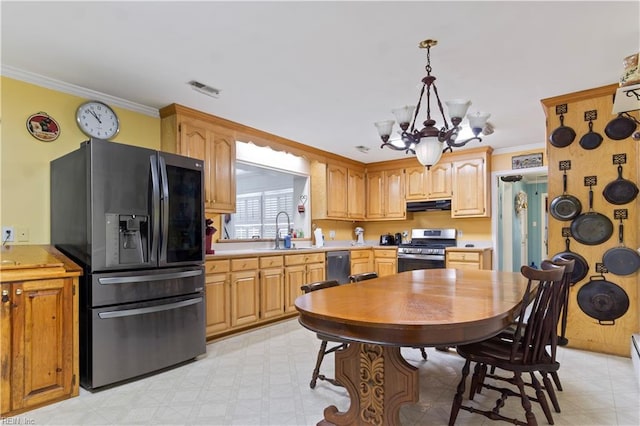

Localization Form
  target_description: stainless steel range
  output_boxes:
[397,228,457,272]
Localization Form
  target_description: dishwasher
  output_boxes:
[326,251,351,284]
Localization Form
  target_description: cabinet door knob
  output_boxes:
[15,288,23,295]
[1,289,8,303]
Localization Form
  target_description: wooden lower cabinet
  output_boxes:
[350,249,373,275]
[1,246,81,418]
[445,248,492,270]
[284,253,326,313]
[205,255,294,339]
[230,258,260,327]
[259,256,285,319]
[374,248,397,277]
[205,260,231,336]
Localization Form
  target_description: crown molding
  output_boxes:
[1,65,159,118]
[492,142,545,156]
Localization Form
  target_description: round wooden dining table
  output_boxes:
[294,268,530,426]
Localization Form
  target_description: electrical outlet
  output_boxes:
[17,227,29,242]
[329,230,336,239]
[2,226,15,242]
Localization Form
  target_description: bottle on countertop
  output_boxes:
[284,234,292,249]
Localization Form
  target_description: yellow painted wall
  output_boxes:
[0,77,160,244]
[318,212,502,245]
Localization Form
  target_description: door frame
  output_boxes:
[491,166,548,270]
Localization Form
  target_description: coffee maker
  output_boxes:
[354,227,365,246]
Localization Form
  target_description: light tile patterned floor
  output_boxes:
[7,318,639,425]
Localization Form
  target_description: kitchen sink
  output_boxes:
[257,247,304,251]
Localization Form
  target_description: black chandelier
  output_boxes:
[374,39,492,168]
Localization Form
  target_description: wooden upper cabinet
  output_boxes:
[208,130,236,212]
[405,166,428,200]
[311,162,366,220]
[427,161,453,200]
[451,156,488,217]
[385,169,405,218]
[160,104,236,214]
[178,119,207,160]
[365,171,385,219]
[406,162,453,201]
[347,168,366,220]
[366,169,406,220]
[327,164,348,217]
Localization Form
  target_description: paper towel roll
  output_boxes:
[314,228,323,248]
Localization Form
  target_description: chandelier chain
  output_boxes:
[411,84,427,134]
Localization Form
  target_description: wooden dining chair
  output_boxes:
[347,271,379,282]
[540,257,574,401]
[477,258,575,414]
[448,263,566,426]
[300,279,347,389]
[348,271,428,361]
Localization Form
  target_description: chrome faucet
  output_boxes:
[274,211,291,249]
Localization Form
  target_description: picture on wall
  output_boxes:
[512,153,543,169]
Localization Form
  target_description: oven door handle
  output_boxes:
[98,297,203,319]
[98,270,203,285]
[398,254,444,261]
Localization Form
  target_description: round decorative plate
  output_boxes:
[26,112,60,142]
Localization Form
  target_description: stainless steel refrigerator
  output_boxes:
[51,138,207,390]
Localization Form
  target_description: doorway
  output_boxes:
[491,167,548,271]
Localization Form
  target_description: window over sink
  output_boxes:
[223,142,310,240]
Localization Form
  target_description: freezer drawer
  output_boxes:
[88,266,205,307]
[82,292,206,390]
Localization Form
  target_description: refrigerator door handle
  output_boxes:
[158,155,170,264]
[98,297,203,319]
[97,269,203,285]
[150,155,160,264]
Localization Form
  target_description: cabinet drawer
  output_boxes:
[259,256,284,268]
[373,249,397,258]
[285,252,325,266]
[206,259,230,274]
[447,252,480,262]
[231,257,259,271]
[350,250,371,260]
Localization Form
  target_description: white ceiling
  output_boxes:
[2,1,639,164]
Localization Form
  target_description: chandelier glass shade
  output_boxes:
[374,39,492,168]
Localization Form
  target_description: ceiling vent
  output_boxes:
[187,80,221,98]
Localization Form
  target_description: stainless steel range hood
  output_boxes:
[406,200,452,212]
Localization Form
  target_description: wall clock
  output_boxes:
[26,112,60,142]
[76,100,120,139]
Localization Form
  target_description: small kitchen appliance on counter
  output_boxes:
[354,227,365,245]
[379,233,395,246]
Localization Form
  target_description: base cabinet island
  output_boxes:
[0,245,82,417]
